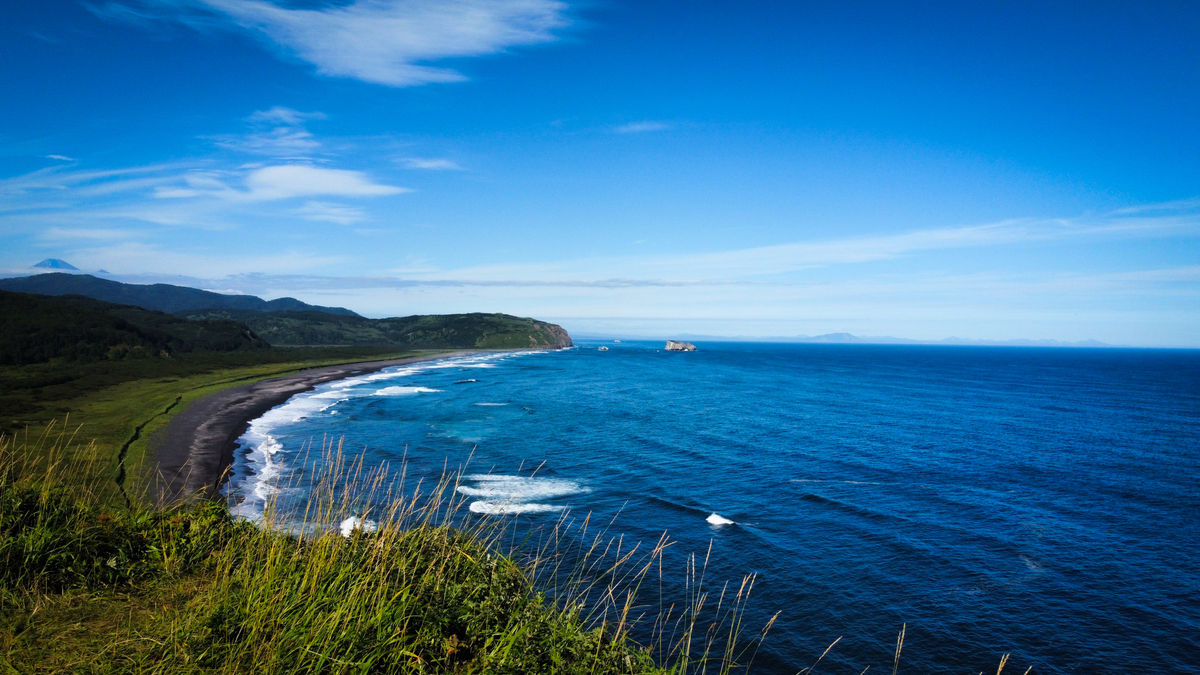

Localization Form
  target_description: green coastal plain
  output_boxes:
[1,279,760,673]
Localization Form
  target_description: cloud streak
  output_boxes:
[613,121,671,134]
[104,0,570,87]
[386,207,1200,286]
[400,157,464,171]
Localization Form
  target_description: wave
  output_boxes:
[469,502,564,515]
[648,495,738,526]
[647,494,709,515]
[473,402,508,407]
[790,478,886,486]
[372,386,442,396]
[226,350,531,523]
[339,516,378,537]
[458,474,585,500]
[458,474,585,516]
[798,492,899,524]
[706,512,735,526]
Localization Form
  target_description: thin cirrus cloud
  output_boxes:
[293,200,368,226]
[105,0,571,87]
[400,157,464,171]
[210,107,326,157]
[613,121,671,134]
[156,164,408,202]
[390,203,1200,286]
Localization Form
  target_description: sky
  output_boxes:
[2,1,1198,346]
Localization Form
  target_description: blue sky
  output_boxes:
[2,1,1198,346]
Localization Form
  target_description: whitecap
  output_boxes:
[473,402,508,407]
[373,386,442,396]
[339,516,378,537]
[706,512,735,526]
[458,474,585,515]
[458,475,585,500]
[469,502,563,515]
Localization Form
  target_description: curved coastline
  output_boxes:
[151,351,476,505]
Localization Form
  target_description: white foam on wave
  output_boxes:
[473,402,508,407]
[339,516,378,537]
[706,512,735,526]
[790,479,884,486]
[458,475,585,500]
[458,474,585,515]
[227,349,542,523]
[469,502,563,515]
[373,386,442,396]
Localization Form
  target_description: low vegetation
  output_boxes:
[0,425,766,673]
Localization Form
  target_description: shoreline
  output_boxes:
[150,350,476,505]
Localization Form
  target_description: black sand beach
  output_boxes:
[151,352,471,504]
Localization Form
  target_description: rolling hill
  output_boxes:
[0,290,269,365]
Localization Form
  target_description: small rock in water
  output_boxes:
[339,516,378,537]
[706,512,734,526]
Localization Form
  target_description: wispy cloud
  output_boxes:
[46,154,75,162]
[613,121,671,134]
[381,204,1200,285]
[102,0,570,87]
[248,106,326,126]
[293,200,367,225]
[154,164,407,201]
[38,227,142,241]
[211,106,326,158]
[400,157,464,171]
[62,241,348,278]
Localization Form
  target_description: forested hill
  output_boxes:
[181,309,573,349]
[0,273,359,317]
[0,290,268,365]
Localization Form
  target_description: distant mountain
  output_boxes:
[0,273,360,317]
[0,289,268,365]
[33,258,79,271]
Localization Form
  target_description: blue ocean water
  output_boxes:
[227,341,1200,673]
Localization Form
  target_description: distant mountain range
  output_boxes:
[0,273,360,317]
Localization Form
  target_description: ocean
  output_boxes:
[226,341,1200,673]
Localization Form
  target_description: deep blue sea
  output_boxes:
[227,341,1200,673]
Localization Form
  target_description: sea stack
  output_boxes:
[665,340,697,351]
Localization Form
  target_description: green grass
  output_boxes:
[0,347,436,505]
[0,426,770,674]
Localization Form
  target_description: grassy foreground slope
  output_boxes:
[0,429,688,673]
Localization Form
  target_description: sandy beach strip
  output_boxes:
[150,351,473,505]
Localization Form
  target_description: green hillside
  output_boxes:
[182,309,574,349]
[0,290,268,366]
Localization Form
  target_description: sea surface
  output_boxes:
[226,341,1200,673]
